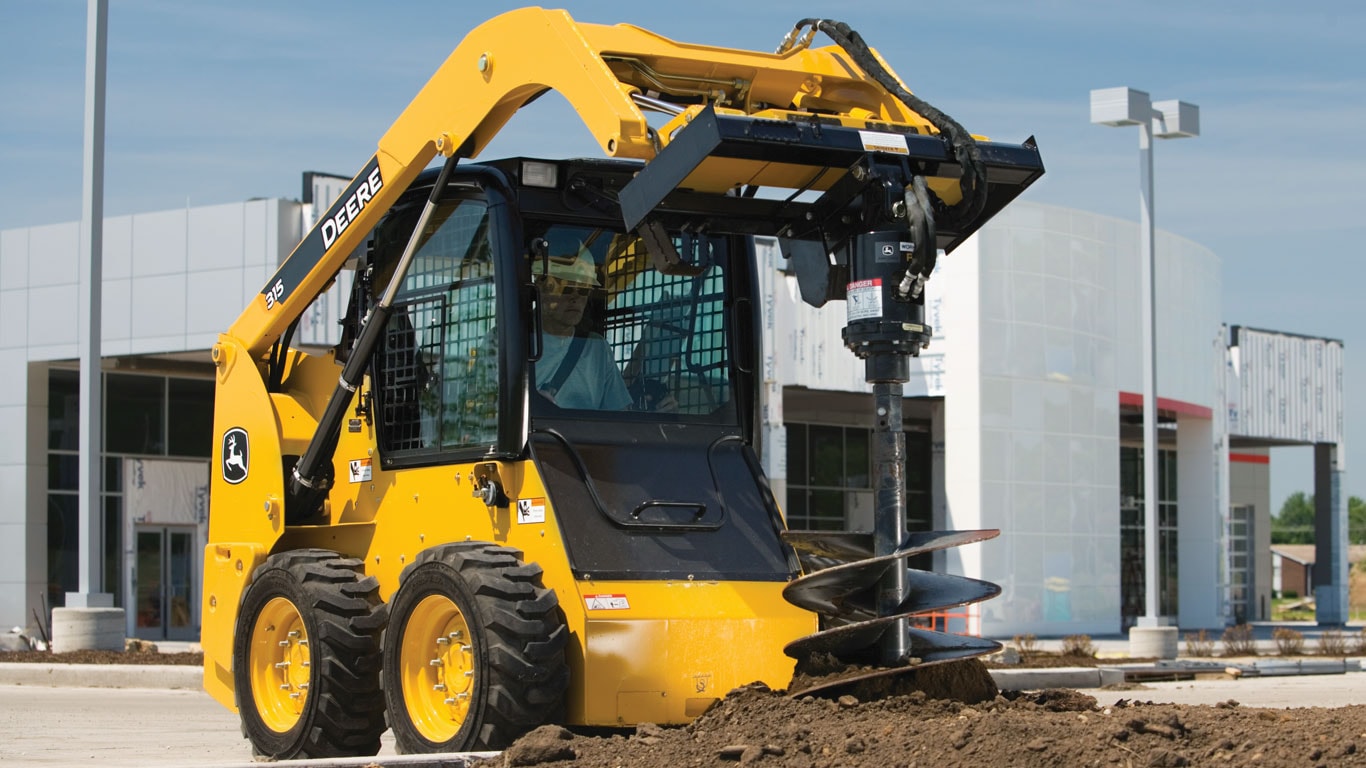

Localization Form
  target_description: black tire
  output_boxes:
[232,549,387,759]
[383,541,569,753]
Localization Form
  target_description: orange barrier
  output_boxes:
[911,604,982,636]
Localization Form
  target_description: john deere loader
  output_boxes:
[200,7,1043,758]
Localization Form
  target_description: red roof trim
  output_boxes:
[1118,392,1214,420]
[1229,452,1270,465]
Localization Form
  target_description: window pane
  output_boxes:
[845,428,870,489]
[168,379,214,457]
[527,223,734,417]
[104,496,122,608]
[105,457,122,492]
[377,197,500,454]
[48,369,79,450]
[784,488,808,529]
[808,489,845,530]
[808,425,842,487]
[48,454,78,491]
[135,530,163,629]
[786,424,806,487]
[106,375,165,455]
[47,493,79,609]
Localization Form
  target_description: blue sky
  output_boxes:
[2,1,1364,507]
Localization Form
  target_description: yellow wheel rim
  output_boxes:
[248,596,311,733]
[401,593,476,743]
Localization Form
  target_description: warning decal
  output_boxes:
[347,457,372,483]
[585,594,630,610]
[516,497,546,524]
[858,130,910,155]
[846,278,883,321]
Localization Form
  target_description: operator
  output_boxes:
[535,249,634,410]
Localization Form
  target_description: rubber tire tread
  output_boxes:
[232,548,387,759]
[385,541,569,753]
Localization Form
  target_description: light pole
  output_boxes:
[1090,87,1199,631]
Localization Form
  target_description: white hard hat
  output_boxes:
[545,243,601,287]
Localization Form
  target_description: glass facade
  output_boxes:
[785,420,933,536]
[1120,445,1178,627]
[45,369,214,610]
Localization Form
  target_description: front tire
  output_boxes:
[232,549,386,759]
[383,542,569,753]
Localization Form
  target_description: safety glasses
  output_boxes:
[546,278,596,297]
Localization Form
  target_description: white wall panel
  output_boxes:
[971,203,1123,637]
[131,209,188,277]
[103,216,132,280]
[188,203,249,272]
[26,285,79,348]
[26,223,78,288]
[0,289,27,349]
[1232,328,1343,443]
[100,277,132,343]
[130,273,187,342]
[0,228,28,287]
[187,269,248,337]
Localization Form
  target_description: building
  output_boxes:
[0,177,1349,642]
[1272,544,1365,601]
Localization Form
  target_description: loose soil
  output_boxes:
[6,649,1365,766]
[487,664,1366,768]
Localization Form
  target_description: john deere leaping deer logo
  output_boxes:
[222,427,249,485]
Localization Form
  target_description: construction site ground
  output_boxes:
[2,625,1365,767]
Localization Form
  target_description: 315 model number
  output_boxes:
[265,279,284,309]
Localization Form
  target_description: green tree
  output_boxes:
[1351,495,1366,545]
[1272,493,1366,544]
[1271,491,1314,544]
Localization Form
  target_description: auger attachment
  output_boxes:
[783,529,1002,676]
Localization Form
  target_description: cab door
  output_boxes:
[363,173,529,470]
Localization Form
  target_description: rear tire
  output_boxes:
[383,541,569,753]
[232,549,386,759]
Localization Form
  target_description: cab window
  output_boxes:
[529,223,733,418]
[373,196,499,456]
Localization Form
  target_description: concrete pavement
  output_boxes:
[2,625,1362,694]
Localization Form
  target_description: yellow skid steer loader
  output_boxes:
[200,7,1043,758]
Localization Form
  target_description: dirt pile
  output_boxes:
[485,669,1366,768]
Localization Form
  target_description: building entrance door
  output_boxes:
[133,525,196,641]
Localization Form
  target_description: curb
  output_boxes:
[2,662,1127,693]
[990,667,1126,691]
[0,662,201,689]
[6,660,1357,694]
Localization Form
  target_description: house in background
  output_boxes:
[1272,544,1364,601]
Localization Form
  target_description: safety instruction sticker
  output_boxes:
[516,497,546,524]
[847,278,884,321]
[858,130,909,155]
[347,457,372,483]
[585,594,630,611]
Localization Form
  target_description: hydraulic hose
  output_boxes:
[783,19,988,234]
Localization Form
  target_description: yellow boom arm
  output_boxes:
[227,6,948,360]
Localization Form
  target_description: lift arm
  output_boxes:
[227,6,992,361]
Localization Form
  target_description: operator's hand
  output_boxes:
[641,392,678,413]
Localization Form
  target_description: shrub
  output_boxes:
[1184,630,1214,657]
[1221,623,1258,656]
[1272,627,1304,656]
[1317,629,1347,657]
[1013,633,1040,659]
[1352,628,1366,656]
[1061,634,1097,658]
